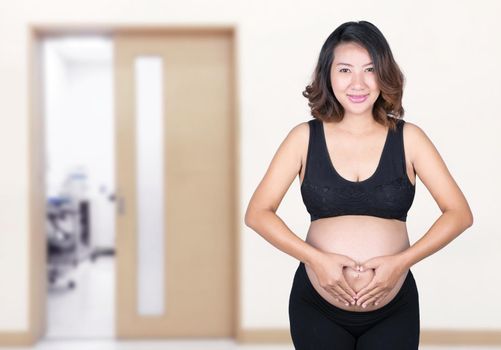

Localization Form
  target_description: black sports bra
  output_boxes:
[300,118,416,222]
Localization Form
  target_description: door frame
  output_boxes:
[25,24,241,346]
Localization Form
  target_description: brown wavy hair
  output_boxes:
[303,20,405,131]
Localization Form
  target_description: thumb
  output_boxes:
[342,257,359,270]
[360,258,378,271]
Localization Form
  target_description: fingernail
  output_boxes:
[362,304,367,308]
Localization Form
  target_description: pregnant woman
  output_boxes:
[244,21,474,349]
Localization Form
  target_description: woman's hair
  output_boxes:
[303,20,405,131]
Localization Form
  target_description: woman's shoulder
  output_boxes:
[400,119,427,140]
[399,119,435,163]
[280,120,312,157]
[286,119,311,140]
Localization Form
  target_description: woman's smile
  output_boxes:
[347,94,369,103]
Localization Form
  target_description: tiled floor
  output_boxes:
[37,255,500,350]
[0,340,500,350]
[47,254,114,338]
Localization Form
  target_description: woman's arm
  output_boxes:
[396,122,474,269]
[355,121,474,307]
[244,122,322,266]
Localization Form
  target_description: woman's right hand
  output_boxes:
[309,251,360,306]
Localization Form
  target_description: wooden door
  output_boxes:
[114,29,236,338]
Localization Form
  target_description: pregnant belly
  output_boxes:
[343,265,376,294]
[304,215,411,312]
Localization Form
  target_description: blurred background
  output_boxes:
[0,0,500,349]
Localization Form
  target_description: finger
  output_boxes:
[358,260,372,272]
[329,285,353,306]
[320,284,347,305]
[362,290,386,308]
[357,286,382,306]
[355,282,376,302]
[338,278,357,301]
[334,284,356,305]
[357,287,381,306]
[372,290,386,304]
[328,288,350,305]
[356,279,381,299]
[343,258,359,271]
[373,291,388,306]
[331,276,357,302]
[359,263,373,272]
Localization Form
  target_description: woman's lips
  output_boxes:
[348,94,368,103]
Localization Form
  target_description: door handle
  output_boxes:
[109,191,125,215]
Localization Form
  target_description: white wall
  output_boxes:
[0,0,500,333]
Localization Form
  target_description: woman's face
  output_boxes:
[330,42,380,117]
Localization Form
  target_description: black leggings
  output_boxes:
[288,261,420,349]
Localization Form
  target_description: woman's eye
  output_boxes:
[338,67,374,73]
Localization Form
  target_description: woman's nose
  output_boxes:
[351,72,366,87]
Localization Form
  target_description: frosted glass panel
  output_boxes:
[135,56,165,315]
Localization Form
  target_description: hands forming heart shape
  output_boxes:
[343,265,375,294]
[345,254,408,307]
[308,252,407,308]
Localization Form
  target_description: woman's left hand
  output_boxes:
[355,254,407,308]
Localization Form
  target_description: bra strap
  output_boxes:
[303,118,331,184]
[397,119,407,176]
